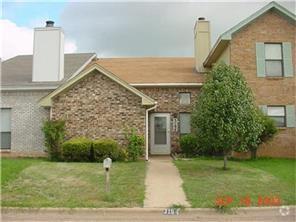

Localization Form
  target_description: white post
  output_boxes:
[145,104,157,161]
[103,158,112,193]
[105,169,110,193]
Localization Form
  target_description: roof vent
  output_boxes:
[198,17,206,21]
[46,20,54,27]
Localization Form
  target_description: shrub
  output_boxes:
[250,110,277,159]
[93,139,121,162]
[125,129,144,161]
[117,147,128,162]
[61,137,92,162]
[180,134,199,157]
[42,120,65,161]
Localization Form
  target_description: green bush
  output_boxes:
[61,137,92,162]
[117,147,128,162]
[250,110,278,159]
[125,129,144,161]
[42,120,65,161]
[180,134,200,157]
[93,139,122,162]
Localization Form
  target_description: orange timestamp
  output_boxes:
[215,195,281,207]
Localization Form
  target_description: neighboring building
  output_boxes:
[1,2,295,158]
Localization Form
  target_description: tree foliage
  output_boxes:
[191,63,263,169]
[250,110,278,159]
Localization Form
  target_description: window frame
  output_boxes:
[179,92,191,105]
[264,43,284,77]
[179,112,191,135]
[267,105,286,127]
[1,108,12,150]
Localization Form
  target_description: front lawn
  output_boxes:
[1,158,146,208]
[175,158,295,208]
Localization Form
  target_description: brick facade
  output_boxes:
[138,87,200,152]
[230,11,296,158]
[0,90,50,155]
[50,70,201,153]
[51,70,146,146]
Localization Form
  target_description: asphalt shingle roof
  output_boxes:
[93,58,205,84]
[1,53,96,87]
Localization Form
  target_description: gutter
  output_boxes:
[131,83,203,87]
[1,86,58,91]
[145,103,158,161]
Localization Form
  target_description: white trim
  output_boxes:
[1,86,58,91]
[68,54,97,80]
[131,83,203,87]
[39,64,156,106]
[145,104,157,161]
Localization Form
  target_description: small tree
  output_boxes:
[125,128,144,161]
[42,120,65,161]
[250,110,277,159]
[191,63,263,169]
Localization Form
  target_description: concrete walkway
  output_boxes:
[144,156,190,208]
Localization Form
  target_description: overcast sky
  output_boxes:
[1,0,295,60]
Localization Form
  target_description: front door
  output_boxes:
[150,113,171,154]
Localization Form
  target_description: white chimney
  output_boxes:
[194,17,211,72]
[32,21,64,82]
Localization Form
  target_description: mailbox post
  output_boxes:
[103,158,112,193]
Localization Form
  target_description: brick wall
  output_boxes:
[230,11,296,158]
[139,87,201,152]
[51,70,146,146]
[1,90,50,155]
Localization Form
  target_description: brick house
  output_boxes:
[1,1,295,158]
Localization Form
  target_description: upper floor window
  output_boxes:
[256,42,293,78]
[267,106,286,127]
[179,93,191,105]
[264,43,283,77]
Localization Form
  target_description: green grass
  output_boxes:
[1,158,44,185]
[175,158,296,208]
[1,158,146,208]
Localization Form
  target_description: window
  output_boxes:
[265,43,283,77]
[1,108,11,149]
[180,113,191,134]
[179,93,191,105]
[267,106,286,127]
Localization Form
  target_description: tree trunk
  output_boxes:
[223,154,227,170]
[251,149,257,159]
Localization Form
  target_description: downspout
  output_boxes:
[145,102,157,161]
[49,107,52,120]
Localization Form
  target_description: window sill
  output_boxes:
[0,149,11,153]
[277,127,288,130]
[265,76,284,80]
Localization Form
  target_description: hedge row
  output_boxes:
[61,137,127,162]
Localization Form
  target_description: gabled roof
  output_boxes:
[39,63,156,107]
[204,1,296,67]
[93,58,205,84]
[1,53,96,89]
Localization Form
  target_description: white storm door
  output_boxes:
[150,113,171,154]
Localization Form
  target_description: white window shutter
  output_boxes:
[256,43,265,77]
[282,42,294,77]
[286,105,295,128]
[259,105,267,114]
